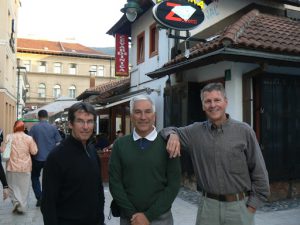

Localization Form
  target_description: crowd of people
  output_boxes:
[0,82,270,225]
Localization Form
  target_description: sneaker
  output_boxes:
[36,199,41,207]
[16,208,24,215]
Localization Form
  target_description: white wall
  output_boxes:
[129,9,169,130]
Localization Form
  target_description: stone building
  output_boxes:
[17,38,116,113]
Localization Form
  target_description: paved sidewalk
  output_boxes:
[0,184,300,225]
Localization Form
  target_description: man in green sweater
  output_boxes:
[109,95,181,225]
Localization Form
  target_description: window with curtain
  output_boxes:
[149,23,159,58]
[98,65,104,76]
[68,85,76,98]
[137,31,145,64]
[39,61,47,72]
[54,62,62,74]
[69,63,77,75]
[23,60,31,72]
[38,83,46,98]
[53,84,61,98]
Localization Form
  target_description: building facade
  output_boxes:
[17,38,116,112]
[0,0,21,135]
[109,0,300,200]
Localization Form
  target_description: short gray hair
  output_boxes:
[200,82,226,102]
[129,95,156,114]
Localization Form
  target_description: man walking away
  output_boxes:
[29,109,61,207]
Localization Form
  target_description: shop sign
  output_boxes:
[153,0,209,30]
[115,34,129,77]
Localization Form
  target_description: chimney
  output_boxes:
[89,71,96,88]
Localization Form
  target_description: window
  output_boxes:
[89,65,97,75]
[39,61,47,72]
[23,60,31,72]
[53,62,62,74]
[149,23,158,57]
[38,83,46,98]
[137,31,145,64]
[68,85,76,98]
[53,84,61,98]
[69,63,77,75]
[98,65,104,76]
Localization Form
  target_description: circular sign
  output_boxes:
[152,0,205,31]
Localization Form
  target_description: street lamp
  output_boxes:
[121,0,142,22]
[16,58,27,119]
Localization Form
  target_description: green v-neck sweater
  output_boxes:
[109,134,181,221]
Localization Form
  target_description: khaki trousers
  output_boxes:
[196,196,255,225]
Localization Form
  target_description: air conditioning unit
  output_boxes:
[31,105,37,110]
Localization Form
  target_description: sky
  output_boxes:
[18,0,127,48]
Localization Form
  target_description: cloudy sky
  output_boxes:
[18,0,127,47]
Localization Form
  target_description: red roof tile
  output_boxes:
[77,78,131,101]
[164,9,300,67]
[17,38,105,55]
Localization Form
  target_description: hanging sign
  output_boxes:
[115,33,129,77]
[153,0,210,30]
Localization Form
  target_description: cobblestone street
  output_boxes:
[0,184,300,225]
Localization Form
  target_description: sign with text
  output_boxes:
[153,0,211,30]
[115,34,129,77]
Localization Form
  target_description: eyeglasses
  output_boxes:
[74,119,95,126]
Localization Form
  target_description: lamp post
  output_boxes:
[121,0,142,22]
[16,58,27,119]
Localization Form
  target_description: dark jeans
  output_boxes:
[31,159,45,200]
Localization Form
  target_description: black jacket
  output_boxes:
[41,135,105,225]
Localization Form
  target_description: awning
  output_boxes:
[23,96,79,119]
[94,88,154,110]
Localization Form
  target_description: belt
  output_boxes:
[202,191,249,202]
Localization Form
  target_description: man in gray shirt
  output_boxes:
[160,82,270,225]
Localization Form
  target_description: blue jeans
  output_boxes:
[31,159,45,200]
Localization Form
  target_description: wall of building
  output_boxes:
[17,52,116,110]
[0,0,20,135]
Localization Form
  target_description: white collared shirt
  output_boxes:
[133,126,157,141]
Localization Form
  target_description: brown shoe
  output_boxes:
[12,202,20,214]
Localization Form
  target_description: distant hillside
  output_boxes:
[93,47,115,56]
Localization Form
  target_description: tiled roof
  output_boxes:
[164,9,300,67]
[77,77,130,101]
[17,38,107,56]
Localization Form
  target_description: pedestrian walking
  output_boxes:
[41,102,105,225]
[29,110,61,207]
[161,82,270,225]
[109,95,181,225]
[3,120,38,214]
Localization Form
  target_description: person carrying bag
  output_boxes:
[1,134,13,162]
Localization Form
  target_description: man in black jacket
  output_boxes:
[41,102,105,225]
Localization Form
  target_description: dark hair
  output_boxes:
[200,83,226,102]
[68,102,96,123]
[38,110,48,118]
